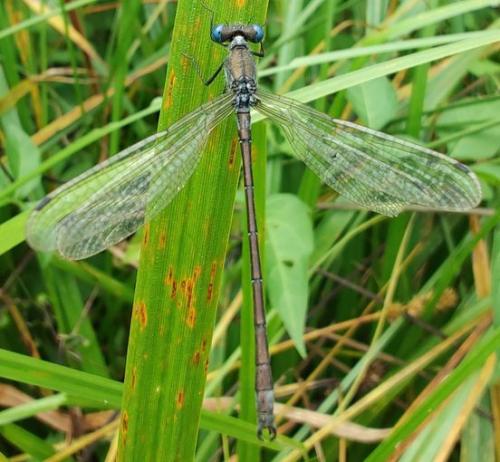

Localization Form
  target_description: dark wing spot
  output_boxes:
[453,161,470,173]
[411,179,425,192]
[122,172,152,196]
[35,196,52,211]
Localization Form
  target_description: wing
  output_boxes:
[255,89,481,216]
[26,93,234,259]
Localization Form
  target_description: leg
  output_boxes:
[252,42,265,58]
[204,60,225,86]
[182,53,225,86]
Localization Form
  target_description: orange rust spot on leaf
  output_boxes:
[164,266,174,286]
[176,391,185,409]
[178,267,201,321]
[143,223,150,246]
[163,71,177,110]
[171,280,177,298]
[121,412,129,434]
[194,17,202,32]
[159,232,167,249]
[185,279,195,307]
[201,338,207,353]
[134,301,148,330]
[180,53,190,73]
[131,367,137,390]
[204,359,209,374]
[236,0,246,7]
[228,138,238,169]
[192,351,201,365]
[207,261,218,301]
[186,306,197,328]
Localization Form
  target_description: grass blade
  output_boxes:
[117,1,269,459]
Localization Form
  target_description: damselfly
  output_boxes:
[26,23,482,439]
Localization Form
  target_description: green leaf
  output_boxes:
[266,194,313,356]
[0,349,286,450]
[491,227,500,382]
[42,267,109,377]
[4,124,41,198]
[437,97,500,160]
[0,348,121,409]
[0,100,161,203]
[347,76,398,129]
[460,394,496,462]
[0,394,67,425]
[259,32,497,78]
[469,58,500,77]
[0,66,41,198]
[399,375,491,461]
[0,0,96,40]
[117,2,270,460]
[365,327,500,462]
[473,163,500,185]
[252,29,500,123]
[0,424,57,460]
[311,209,355,267]
[0,211,27,255]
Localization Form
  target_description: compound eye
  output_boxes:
[211,24,224,43]
[251,24,264,42]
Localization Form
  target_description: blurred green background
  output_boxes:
[0,0,499,460]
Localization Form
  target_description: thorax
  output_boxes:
[225,44,257,111]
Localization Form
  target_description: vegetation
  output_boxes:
[0,0,499,460]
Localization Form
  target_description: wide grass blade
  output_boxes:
[117,1,269,460]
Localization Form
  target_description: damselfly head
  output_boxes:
[210,24,264,44]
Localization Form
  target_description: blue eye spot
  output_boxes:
[211,24,224,43]
[252,24,264,42]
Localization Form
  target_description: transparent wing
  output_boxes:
[26,93,234,259]
[255,89,481,216]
